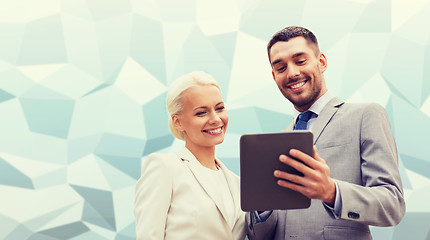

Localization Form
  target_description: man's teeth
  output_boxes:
[290,81,305,89]
[207,128,222,134]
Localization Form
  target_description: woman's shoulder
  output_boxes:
[143,151,183,171]
[146,152,177,161]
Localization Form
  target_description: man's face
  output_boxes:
[270,37,327,112]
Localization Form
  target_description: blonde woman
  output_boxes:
[134,71,245,240]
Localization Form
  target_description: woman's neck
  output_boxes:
[185,144,217,170]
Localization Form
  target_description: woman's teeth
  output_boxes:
[206,127,222,134]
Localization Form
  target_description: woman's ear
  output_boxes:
[172,115,183,132]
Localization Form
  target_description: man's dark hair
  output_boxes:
[267,26,319,62]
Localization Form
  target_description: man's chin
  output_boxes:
[289,98,314,110]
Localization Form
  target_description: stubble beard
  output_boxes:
[281,80,322,110]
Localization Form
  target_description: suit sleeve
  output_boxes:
[245,211,277,240]
[337,104,405,226]
[134,154,173,239]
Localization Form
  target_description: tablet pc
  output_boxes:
[240,131,313,211]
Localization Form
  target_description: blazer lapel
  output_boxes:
[217,159,240,213]
[217,159,240,232]
[282,97,344,144]
[218,159,239,212]
[311,97,344,144]
[176,147,230,224]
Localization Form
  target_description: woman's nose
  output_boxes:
[208,111,221,124]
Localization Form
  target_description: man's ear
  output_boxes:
[172,115,184,132]
[319,53,327,73]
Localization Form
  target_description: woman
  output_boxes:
[134,71,245,240]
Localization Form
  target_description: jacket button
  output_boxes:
[348,212,360,219]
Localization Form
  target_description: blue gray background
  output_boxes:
[1,0,430,239]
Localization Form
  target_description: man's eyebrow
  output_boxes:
[292,52,306,58]
[271,52,307,66]
[271,59,282,66]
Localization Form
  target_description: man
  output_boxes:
[245,26,405,240]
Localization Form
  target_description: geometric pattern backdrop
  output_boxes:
[1,0,430,239]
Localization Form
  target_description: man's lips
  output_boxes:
[289,81,306,89]
[285,78,308,91]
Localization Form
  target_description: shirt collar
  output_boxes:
[293,90,335,117]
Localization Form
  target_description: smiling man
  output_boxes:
[245,26,405,240]
[270,36,327,113]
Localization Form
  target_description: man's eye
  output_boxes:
[297,60,306,65]
[277,66,286,72]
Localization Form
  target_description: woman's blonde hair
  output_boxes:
[166,71,221,140]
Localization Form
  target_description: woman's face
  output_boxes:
[173,85,228,150]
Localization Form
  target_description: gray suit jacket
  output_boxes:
[246,97,405,240]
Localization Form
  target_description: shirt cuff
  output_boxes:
[322,182,342,219]
[250,210,273,224]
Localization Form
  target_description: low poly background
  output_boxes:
[1,0,430,239]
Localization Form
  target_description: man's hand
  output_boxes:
[273,146,336,206]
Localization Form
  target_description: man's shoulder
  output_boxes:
[336,102,389,124]
[340,101,385,113]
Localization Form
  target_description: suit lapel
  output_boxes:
[282,97,344,144]
[311,97,344,144]
[176,147,230,225]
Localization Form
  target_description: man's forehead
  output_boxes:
[270,38,318,62]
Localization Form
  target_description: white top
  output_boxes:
[200,164,235,228]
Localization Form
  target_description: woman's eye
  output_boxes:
[216,106,225,111]
[195,111,206,116]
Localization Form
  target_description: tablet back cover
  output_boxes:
[240,131,313,211]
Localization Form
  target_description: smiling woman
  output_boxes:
[172,84,228,164]
[134,71,246,240]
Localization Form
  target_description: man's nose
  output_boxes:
[287,65,300,79]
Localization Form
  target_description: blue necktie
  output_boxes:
[294,111,314,130]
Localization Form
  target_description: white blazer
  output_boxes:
[135,147,246,240]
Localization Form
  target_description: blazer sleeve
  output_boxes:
[135,154,173,239]
[337,103,405,226]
